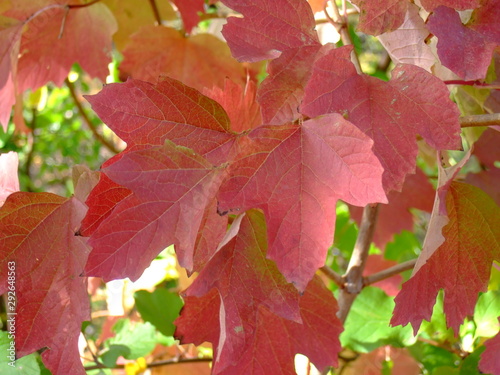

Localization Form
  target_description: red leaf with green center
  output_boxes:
[0,193,90,375]
[391,182,500,334]
[301,46,462,193]
[218,114,387,290]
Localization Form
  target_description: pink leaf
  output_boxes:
[0,193,90,375]
[0,17,22,130]
[6,1,116,92]
[301,46,462,192]
[0,151,20,207]
[221,0,320,62]
[218,114,387,290]
[377,4,434,72]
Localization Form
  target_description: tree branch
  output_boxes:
[444,80,500,90]
[148,0,163,25]
[363,259,417,286]
[84,357,212,371]
[65,78,120,154]
[460,113,500,128]
[320,265,344,287]
[337,204,379,323]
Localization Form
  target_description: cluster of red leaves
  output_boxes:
[1,0,500,374]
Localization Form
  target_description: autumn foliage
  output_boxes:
[1,0,500,374]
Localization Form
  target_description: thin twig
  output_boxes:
[148,0,163,25]
[83,357,212,371]
[328,0,362,73]
[460,113,500,128]
[24,109,37,192]
[444,80,500,89]
[65,78,120,154]
[320,266,344,287]
[337,204,379,323]
[363,259,417,286]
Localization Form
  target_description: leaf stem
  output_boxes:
[148,0,163,25]
[444,80,500,89]
[83,357,212,371]
[363,259,417,286]
[320,265,344,287]
[65,78,120,154]
[337,204,379,323]
[460,113,500,128]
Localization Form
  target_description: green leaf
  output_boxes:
[384,230,421,263]
[473,290,500,339]
[0,332,41,374]
[341,287,416,352]
[134,288,183,336]
[407,341,460,374]
[418,291,455,342]
[103,319,157,362]
[459,346,486,375]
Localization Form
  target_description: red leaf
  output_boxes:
[170,0,204,33]
[0,17,22,129]
[5,0,116,92]
[204,79,262,133]
[176,210,342,373]
[119,26,248,91]
[391,182,500,334]
[0,192,90,375]
[350,168,434,249]
[427,5,500,80]
[81,78,237,236]
[221,0,320,62]
[420,0,480,11]
[218,114,387,290]
[466,128,500,206]
[479,322,500,375]
[257,44,332,124]
[79,174,131,236]
[85,78,234,162]
[0,151,20,207]
[363,255,403,296]
[351,0,409,35]
[301,46,462,192]
[85,142,227,281]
